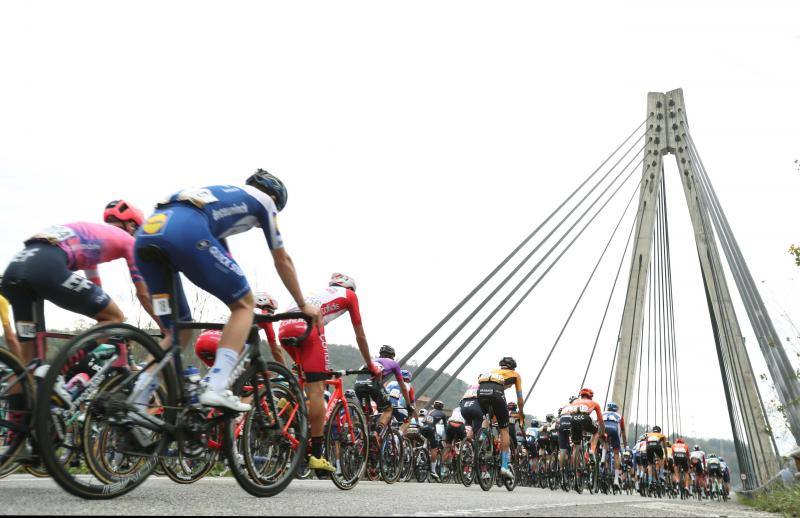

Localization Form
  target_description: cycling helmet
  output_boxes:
[720,458,724,462]
[378,345,396,358]
[579,387,594,399]
[401,369,412,382]
[606,402,619,412]
[329,272,357,292]
[557,408,562,417]
[531,420,540,428]
[499,356,517,370]
[104,200,144,228]
[652,425,661,433]
[546,413,555,423]
[694,445,700,451]
[433,400,444,410]
[194,330,222,367]
[254,291,279,314]
[344,389,356,400]
[676,437,685,444]
[246,169,288,211]
[639,434,647,441]
[568,396,578,403]
[418,408,428,417]
[507,401,518,411]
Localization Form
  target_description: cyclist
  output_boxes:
[671,437,690,491]
[442,406,466,473]
[458,384,483,439]
[621,447,634,487]
[507,401,521,453]
[707,453,723,494]
[0,280,21,359]
[545,413,559,467]
[133,173,322,411]
[562,388,605,469]
[477,356,524,480]
[386,369,415,432]
[525,420,540,476]
[634,433,648,489]
[602,401,626,488]
[556,405,572,473]
[644,425,666,485]
[720,457,731,496]
[425,400,448,480]
[689,445,707,496]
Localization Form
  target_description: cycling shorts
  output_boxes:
[2,242,110,332]
[548,432,560,453]
[604,421,621,450]
[508,422,518,449]
[708,465,722,478]
[558,416,572,451]
[636,451,648,466]
[646,443,664,463]
[354,376,391,412]
[420,426,440,449]
[392,407,409,424]
[134,205,250,332]
[673,453,689,471]
[477,381,509,428]
[279,322,330,382]
[445,422,466,444]
[722,470,730,483]
[570,414,597,445]
[459,398,484,433]
[691,458,704,474]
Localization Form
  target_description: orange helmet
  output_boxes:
[195,330,222,367]
[104,200,144,227]
[579,387,594,399]
[676,437,685,444]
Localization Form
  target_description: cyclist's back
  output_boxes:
[458,384,483,434]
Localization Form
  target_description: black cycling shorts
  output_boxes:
[673,453,689,471]
[2,243,110,335]
[477,381,509,428]
[570,414,597,445]
[354,376,391,412]
[420,425,440,449]
[646,443,664,463]
[445,422,466,444]
[557,417,572,451]
[459,398,484,432]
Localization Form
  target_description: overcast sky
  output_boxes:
[1,1,799,449]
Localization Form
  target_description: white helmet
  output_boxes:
[329,272,357,291]
[254,292,279,314]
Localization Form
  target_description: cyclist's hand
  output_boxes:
[406,404,414,416]
[300,303,323,331]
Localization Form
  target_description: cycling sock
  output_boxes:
[132,372,158,409]
[501,450,510,469]
[430,461,436,472]
[205,347,239,392]
[311,436,323,458]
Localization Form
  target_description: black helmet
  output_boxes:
[507,401,518,411]
[499,356,517,370]
[531,420,540,428]
[433,400,444,410]
[545,413,555,422]
[344,389,356,399]
[246,169,288,211]
[379,345,396,358]
[652,425,661,433]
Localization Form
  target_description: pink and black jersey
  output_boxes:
[26,222,142,283]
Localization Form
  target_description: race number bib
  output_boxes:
[162,188,219,208]
[153,294,171,316]
[29,225,77,244]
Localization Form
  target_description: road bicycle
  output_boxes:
[474,403,515,492]
[404,423,430,483]
[33,245,311,499]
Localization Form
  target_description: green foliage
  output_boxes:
[742,484,800,515]
[789,245,800,267]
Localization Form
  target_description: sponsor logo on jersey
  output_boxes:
[321,302,341,314]
[196,239,210,250]
[143,212,170,235]
[209,246,244,276]
[212,203,249,221]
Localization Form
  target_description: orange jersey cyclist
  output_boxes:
[561,387,606,467]
[477,356,524,480]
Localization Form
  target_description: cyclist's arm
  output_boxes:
[396,372,413,413]
[593,403,606,435]
[514,375,524,424]
[620,416,627,445]
[271,248,322,329]
[133,280,164,332]
[2,321,21,358]
[262,323,286,366]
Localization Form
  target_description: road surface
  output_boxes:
[0,475,775,516]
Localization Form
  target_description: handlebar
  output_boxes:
[325,368,371,378]
[179,311,314,343]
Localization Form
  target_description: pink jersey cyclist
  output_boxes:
[279,285,361,380]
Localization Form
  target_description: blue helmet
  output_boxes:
[606,402,619,412]
[246,169,288,211]
[401,369,411,382]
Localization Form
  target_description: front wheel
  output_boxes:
[413,447,430,483]
[326,401,367,490]
[459,438,474,487]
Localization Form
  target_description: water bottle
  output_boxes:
[184,366,201,405]
[64,372,91,400]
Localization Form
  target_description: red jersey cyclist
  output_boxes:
[278,273,381,472]
[561,387,606,467]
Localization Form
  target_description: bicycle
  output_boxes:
[474,405,515,492]
[405,423,430,483]
[34,245,311,499]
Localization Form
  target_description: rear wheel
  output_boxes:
[379,428,403,484]
[459,438,474,487]
[475,432,494,491]
[0,348,34,473]
[224,361,308,497]
[325,401,367,490]
[413,446,430,483]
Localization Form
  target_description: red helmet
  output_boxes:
[195,330,222,367]
[104,200,144,227]
[676,437,685,444]
[579,387,594,399]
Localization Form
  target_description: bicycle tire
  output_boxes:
[475,431,494,491]
[458,437,474,487]
[0,348,34,472]
[379,427,403,484]
[325,400,367,490]
[413,446,430,483]
[35,324,173,499]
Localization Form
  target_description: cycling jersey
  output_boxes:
[355,356,404,412]
[135,185,283,332]
[386,380,414,408]
[27,222,143,283]
[448,407,465,424]
[462,384,478,399]
[478,368,523,392]
[0,295,10,326]
[603,410,625,450]
[645,432,666,445]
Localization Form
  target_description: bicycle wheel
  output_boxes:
[413,446,430,483]
[325,400,367,490]
[0,348,33,472]
[588,456,600,494]
[160,439,219,484]
[503,463,517,491]
[399,437,413,482]
[574,453,585,494]
[459,437,474,487]
[379,427,403,484]
[475,432,494,491]
[224,361,307,497]
[35,324,174,499]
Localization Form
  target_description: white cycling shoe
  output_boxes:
[500,467,514,479]
[199,388,251,412]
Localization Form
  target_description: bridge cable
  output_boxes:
[399,120,649,367]
[631,270,650,445]
[420,163,644,406]
[413,149,647,399]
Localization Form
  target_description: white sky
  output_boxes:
[1,1,799,449]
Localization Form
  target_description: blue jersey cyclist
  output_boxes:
[602,402,627,487]
[133,170,322,411]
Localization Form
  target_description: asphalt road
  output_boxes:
[0,475,775,516]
